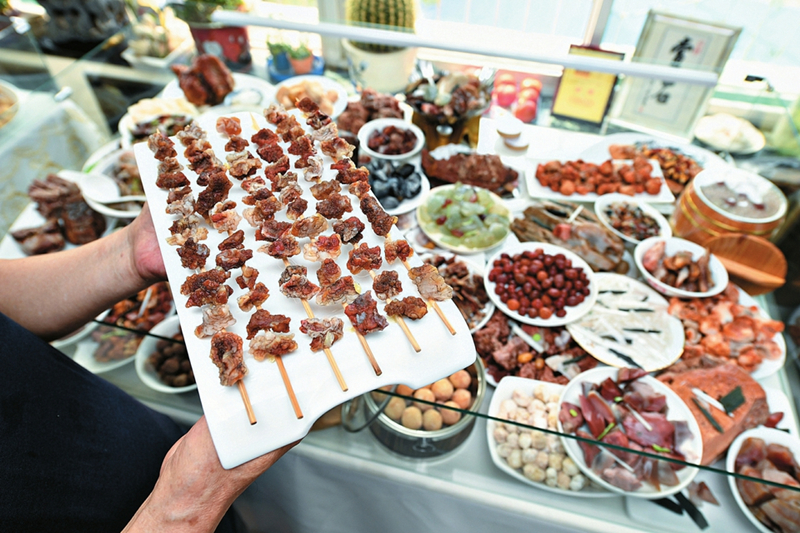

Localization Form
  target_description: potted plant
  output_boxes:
[268,39,291,72]
[173,0,251,71]
[343,0,417,93]
[288,43,313,75]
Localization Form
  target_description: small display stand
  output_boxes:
[268,55,325,83]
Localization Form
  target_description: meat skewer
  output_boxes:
[278,260,348,391]
[347,242,420,352]
[342,293,384,376]
[385,237,456,335]
[404,261,456,335]
[369,270,420,352]
[246,308,303,420]
[209,331,256,425]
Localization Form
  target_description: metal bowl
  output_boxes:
[363,357,486,458]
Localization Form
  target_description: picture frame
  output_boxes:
[608,11,741,140]
[551,45,625,126]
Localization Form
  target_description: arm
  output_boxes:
[123,417,298,533]
[0,203,166,341]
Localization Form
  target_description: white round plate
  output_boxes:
[695,113,766,155]
[416,184,511,254]
[60,169,143,219]
[273,74,348,119]
[593,193,672,248]
[487,376,614,497]
[0,182,118,261]
[161,72,277,109]
[634,237,728,299]
[135,315,197,394]
[357,117,425,163]
[566,273,685,372]
[73,333,138,374]
[738,287,786,381]
[420,252,495,334]
[484,243,598,327]
[51,309,110,350]
[558,367,702,499]
[577,132,730,171]
[726,427,800,533]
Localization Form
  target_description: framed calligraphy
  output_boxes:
[608,11,740,140]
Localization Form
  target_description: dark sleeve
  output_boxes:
[0,312,183,533]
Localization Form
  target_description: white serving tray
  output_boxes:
[525,158,675,204]
[135,111,476,469]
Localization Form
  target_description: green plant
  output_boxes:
[288,43,311,60]
[268,40,290,57]
[345,0,416,53]
[172,0,243,25]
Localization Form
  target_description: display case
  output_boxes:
[2,3,800,531]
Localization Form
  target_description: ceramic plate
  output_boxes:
[566,273,685,372]
[558,367,703,499]
[134,110,477,469]
[526,158,675,204]
[487,376,614,498]
[624,386,797,532]
[738,288,786,381]
[727,427,800,533]
[161,72,277,109]
[0,192,117,261]
[273,74,348,118]
[577,132,730,172]
[417,184,511,254]
[483,243,598,327]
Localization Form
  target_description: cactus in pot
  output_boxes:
[345,0,416,53]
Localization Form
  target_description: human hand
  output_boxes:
[124,416,299,533]
[126,203,167,284]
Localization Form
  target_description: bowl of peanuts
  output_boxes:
[363,357,487,458]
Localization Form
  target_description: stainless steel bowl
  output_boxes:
[363,357,486,458]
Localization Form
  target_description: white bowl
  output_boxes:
[135,315,197,394]
[594,193,672,248]
[484,243,598,327]
[726,427,800,533]
[487,376,614,497]
[358,118,425,163]
[558,366,702,499]
[634,236,728,298]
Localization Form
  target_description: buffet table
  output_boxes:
[5,101,797,532]
[93,347,798,533]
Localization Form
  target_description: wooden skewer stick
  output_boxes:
[400,259,456,335]
[236,380,257,425]
[274,355,303,419]
[282,258,348,391]
[368,270,421,352]
[342,302,382,376]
